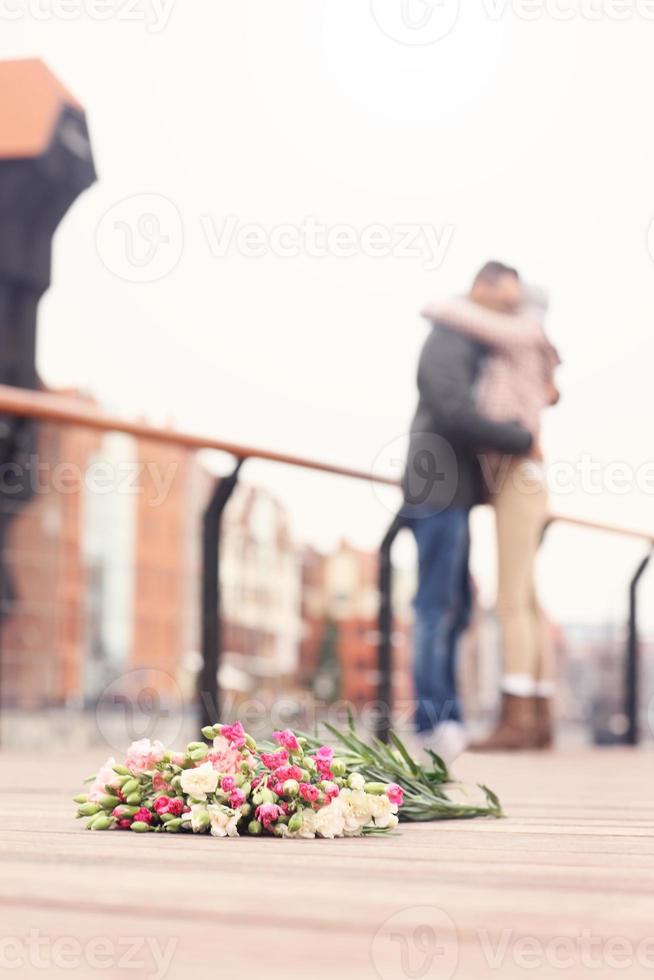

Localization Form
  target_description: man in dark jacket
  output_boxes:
[402,261,533,759]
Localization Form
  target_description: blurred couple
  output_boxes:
[402,261,560,760]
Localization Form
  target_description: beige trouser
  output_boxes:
[494,459,553,686]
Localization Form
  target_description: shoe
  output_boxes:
[533,696,553,749]
[418,721,468,765]
[469,694,540,752]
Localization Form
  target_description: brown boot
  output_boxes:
[533,696,554,749]
[469,693,540,752]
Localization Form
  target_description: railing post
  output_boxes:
[625,548,653,746]
[199,461,243,731]
[376,513,405,743]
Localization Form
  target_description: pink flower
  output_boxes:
[386,783,404,807]
[260,749,289,770]
[272,729,300,752]
[255,803,284,829]
[125,739,166,775]
[221,776,236,793]
[117,818,132,830]
[207,736,243,776]
[171,753,186,767]
[167,798,184,816]
[272,781,285,796]
[316,760,333,781]
[133,807,153,825]
[153,796,172,814]
[229,789,246,808]
[87,757,120,802]
[323,781,340,800]
[299,783,319,803]
[273,765,303,783]
[314,748,334,781]
[152,773,170,793]
[220,722,246,748]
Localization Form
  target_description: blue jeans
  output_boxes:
[403,506,471,735]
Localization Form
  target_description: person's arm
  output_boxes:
[418,328,533,455]
[421,297,544,350]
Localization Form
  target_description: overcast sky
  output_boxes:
[2,0,654,627]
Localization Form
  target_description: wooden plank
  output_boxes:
[2,748,654,980]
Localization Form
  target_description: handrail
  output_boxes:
[0,384,397,487]
[546,513,654,546]
[0,382,651,743]
[0,384,652,547]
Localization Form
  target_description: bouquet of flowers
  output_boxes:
[74,722,404,839]
[304,721,503,821]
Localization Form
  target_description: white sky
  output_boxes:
[2,0,654,628]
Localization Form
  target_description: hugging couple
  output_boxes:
[402,260,560,761]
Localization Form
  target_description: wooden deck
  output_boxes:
[3,748,654,979]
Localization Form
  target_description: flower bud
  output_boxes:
[347,772,365,791]
[364,782,387,795]
[189,746,209,762]
[113,805,138,819]
[73,793,89,804]
[331,759,347,777]
[121,778,139,796]
[283,779,299,798]
[99,794,121,811]
[244,734,257,751]
[125,792,142,806]
[89,814,113,831]
[192,809,211,832]
[248,820,263,836]
[187,741,205,751]
[240,803,252,818]
[78,802,102,817]
[253,787,275,805]
[112,764,131,776]
[287,812,303,834]
[164,818,182,832]
[130,821,150,833]
[201,725,218,740]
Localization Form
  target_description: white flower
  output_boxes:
[339,789,374,835]
[207,804,241,838]
[347,772,365,791]
[291,808,317,839]
[180,761,219,800]
[189,803,210,832]
[368,793,398,829]
[314,799,346,839]
[87,757,119,802]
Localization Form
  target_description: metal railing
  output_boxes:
[0,383,651,744]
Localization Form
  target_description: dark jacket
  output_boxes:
[402,322,533,512]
